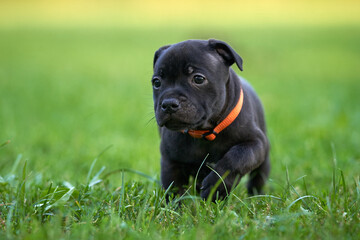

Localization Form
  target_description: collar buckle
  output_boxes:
[180,88,244,141]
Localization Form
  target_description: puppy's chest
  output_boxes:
[164,140,229,165]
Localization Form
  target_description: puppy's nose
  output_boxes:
[161,98,180,113]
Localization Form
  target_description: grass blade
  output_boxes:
[86,144,113,184]
[245,195,283,201]
[331,143,337,197]
[0,140,10,149]
[205,166,229,203]
[10,154,22,176]
[18,160,27,207]
[232,193,255,216]
[193,154,208,196]
[159,181,174,206]
[119,170,125,217]
[45,186,75,211]
[340,169,348,211]
[287,195,318,211]
[6,202,15,238]
[103,168,160,184]
[89,166,106,187]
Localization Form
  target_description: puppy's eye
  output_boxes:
[193,75,206,85]
[152,78,161,89]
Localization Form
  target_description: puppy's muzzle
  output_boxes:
[161,98,180,114]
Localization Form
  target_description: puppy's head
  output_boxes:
[152,39,243,131]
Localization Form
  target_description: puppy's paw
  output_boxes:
[200,171,228,201]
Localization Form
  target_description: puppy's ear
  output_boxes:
[208,39,243,71]
[153,45,171,68]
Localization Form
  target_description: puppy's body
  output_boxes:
[152,40,270,199]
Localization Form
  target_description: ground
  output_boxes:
[0,1,360,239]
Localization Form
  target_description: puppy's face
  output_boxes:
[152,40,243,131]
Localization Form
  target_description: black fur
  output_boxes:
[152,39,270,200]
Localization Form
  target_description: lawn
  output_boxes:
[1,1,360,239]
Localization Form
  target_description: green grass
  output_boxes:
[1,24,360,239]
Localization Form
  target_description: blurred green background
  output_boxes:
[0,0,359,190]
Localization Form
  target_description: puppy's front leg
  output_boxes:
[200,136,268,200]
[161,158,191,197]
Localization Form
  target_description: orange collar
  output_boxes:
[181,88,244,141]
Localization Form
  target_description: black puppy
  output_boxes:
[152,39,270,200]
